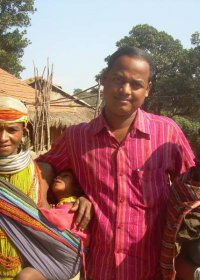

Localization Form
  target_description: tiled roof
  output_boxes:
[0,68,35,105]
[0,68,95,126]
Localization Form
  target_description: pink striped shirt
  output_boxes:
[39,109,194,280]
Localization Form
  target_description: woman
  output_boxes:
[161,156,200,280]
[0,97,92,280]
[0,96,42,279]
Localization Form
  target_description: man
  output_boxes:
[39,46,194,280]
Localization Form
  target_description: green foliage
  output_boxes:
[191,32,200,47]
[73,88,83,95]
[99,24,200,119]
[74,89,99,107]
[114,24,184,77]
[172,116,200,154]
[0,0,35,76]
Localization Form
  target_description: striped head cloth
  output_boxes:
[0,97,29,124]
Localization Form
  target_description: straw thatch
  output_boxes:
[25,77,95,128]
[0,69,95,128]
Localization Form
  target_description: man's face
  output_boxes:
[0,123,24,156]
[102,55,151,120]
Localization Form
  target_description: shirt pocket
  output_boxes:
[135,167,169,209]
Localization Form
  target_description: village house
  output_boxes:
[0,68,95,151]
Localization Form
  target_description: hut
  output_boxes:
[25,77,95,144]
[0,68,95,149]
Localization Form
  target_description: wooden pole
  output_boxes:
[33,62,53,154]
[94,80,102,118]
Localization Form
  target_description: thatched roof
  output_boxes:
[25,77,95,127]
[0,69,95,127]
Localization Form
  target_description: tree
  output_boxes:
[100,24,200,118]
[172,116,200,154]
[73,88,100,107]
[0,0,35,77]
[191,31,200,47]
[73,88,83,95]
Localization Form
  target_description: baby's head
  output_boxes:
[51,171,81,201]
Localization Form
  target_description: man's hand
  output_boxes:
[71,196,94,230]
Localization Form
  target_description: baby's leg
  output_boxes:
[16,267,47,280]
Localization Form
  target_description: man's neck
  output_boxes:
[104,110,137,142]
[104,110,136,130]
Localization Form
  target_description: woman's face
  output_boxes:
[0,123,24,156]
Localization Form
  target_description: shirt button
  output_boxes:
[119,198,124,203]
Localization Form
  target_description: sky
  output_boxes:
[21,0,200,94]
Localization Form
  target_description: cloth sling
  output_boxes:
[0,152,41,279]
[0,177,82,280]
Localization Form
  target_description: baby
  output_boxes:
[16,171,90,280]
[41,170,90,247]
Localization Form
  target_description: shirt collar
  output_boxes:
[89,108,151,137]
[133,108,151,137]
[89,113,107,136]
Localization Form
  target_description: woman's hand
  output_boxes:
[175,255,197,280]
[71,196,94,230]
